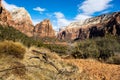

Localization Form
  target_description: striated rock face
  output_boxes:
[11,8,32,24]
[0,1,34,37]
[34,19,55,38]
[10,8,34,37]
[57,12,120,40]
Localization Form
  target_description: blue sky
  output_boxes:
[2,0,120,31]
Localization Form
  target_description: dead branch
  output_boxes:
[0,65,42,73]
[32,50,46,54]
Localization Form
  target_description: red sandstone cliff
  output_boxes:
[34,19,55,38]
[0,1,33,37]
[57,12,120,40]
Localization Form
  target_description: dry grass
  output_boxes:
[65,59,120,80]
[0,40,26,59]
[29,46,61,59]
[0,41,120,80]
[21,46,80,80]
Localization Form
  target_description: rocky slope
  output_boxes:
[34,19,55,38]
[57,12,120,40]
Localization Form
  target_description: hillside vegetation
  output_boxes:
[0,41,81,80]
[0,41,119,80]
[0,25,43,47]
[71,35,120,64]
[0,25,120,65]
[0,25,68,54]
[0,25,119,79]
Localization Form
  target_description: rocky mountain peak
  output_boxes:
[11,7,33,25]
[0,1,34,37]
[0,1,55,38]
[34,19,55,38]
[65,12,120,30]
[43,19,50,22]
[39,19,51,26]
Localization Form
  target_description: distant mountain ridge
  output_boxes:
[57,12,120,40]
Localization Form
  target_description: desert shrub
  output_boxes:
[0,41,26,59]
[72,40,99,59]
[107,55,120,65]
[72,35,120,63]
[44,44,68,54]
[95,36,120,52]
[95,36,120,60]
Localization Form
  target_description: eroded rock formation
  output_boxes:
[0,1,34,37]
[57,12,120,40]
[34,19,55,38]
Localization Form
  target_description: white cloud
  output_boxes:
[53,12,92,31]
[2,0,19,11]
[79,0,112,15]
[54,12,65,18]
[54,12,72,30]
[33,7,46,14]
[74,0,112,21]
[53,0,113,30]
[74,14,91,20]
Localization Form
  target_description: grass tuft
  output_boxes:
[0,40,26,59]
